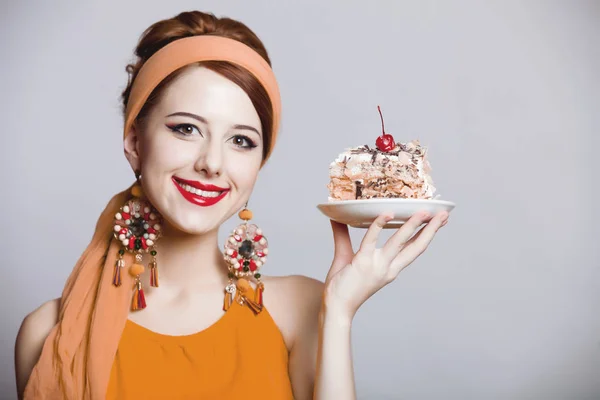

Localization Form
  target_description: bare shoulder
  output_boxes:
[15,298,60,399]
[262,275,324,350]
[17,298,60,344]
[263,274,323,295]
[263,275,324,311]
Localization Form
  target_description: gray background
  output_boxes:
[1,0,598,399]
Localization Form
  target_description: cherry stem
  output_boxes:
[377,105,385,135]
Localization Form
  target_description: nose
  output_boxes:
[194,138,223,177]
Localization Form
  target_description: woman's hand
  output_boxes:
[323,211,449,321]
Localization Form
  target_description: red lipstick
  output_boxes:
[172,177,229,207]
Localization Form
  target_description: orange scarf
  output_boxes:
[24,35,280,399]
[25,187,136,399]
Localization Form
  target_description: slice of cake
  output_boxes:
[327,106,436,201]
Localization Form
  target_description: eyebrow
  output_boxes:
[166,112,261,137]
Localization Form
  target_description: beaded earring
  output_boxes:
[222,203,268,314]
[112,173,162,310]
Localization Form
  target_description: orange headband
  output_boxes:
[124,35,281,161]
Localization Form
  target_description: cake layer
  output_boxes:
[327,140,436,201]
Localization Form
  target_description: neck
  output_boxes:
[150,222,228,288]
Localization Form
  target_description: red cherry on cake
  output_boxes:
[375,105,395,152]
[376,134,395,152]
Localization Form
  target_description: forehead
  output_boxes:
[157,65,261,128]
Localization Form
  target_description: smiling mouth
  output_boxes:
[175,181,224,197]
[172,177,230,206]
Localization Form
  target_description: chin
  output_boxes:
[171,199,234,231]
[162,214,221,235]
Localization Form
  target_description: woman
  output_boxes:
[14,10,449,400]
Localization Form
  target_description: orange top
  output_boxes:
[106,298,294,399]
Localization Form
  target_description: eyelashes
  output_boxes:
[168,123,202,136]
[231,135,258,149]
[166,123,258,150]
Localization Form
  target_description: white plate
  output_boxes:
[317,198,456,229]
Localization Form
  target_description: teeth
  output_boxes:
[201,190,220,198]
[177,180,223,198]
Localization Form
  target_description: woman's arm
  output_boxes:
[14,298,60,400]
[288,296,354,400]
[313,305,354,399]
[311,211,447,399]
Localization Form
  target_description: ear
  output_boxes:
[124,123,141,172]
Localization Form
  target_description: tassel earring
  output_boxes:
[223,203,268,313]
[112,173,162,311]
[130,255,147,310]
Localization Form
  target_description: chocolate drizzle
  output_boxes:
[349,142,411,159]
[355,181,364,199]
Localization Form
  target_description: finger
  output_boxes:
[330,220,353,258]
[328,220,354,281]
[358,213,394,253]
[390,212,447,273]
[381,211,433,260]
[403,212,447,249]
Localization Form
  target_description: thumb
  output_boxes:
[330,219,353,261]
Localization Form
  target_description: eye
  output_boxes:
[168,123,202,136]
[230,135,258,149]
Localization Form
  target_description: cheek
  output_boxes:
[225,152,261,189]
[140,135,196,174]
[232,169,259,189]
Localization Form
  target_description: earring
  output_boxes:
[112,173,162,311]
[223,203,268,314]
